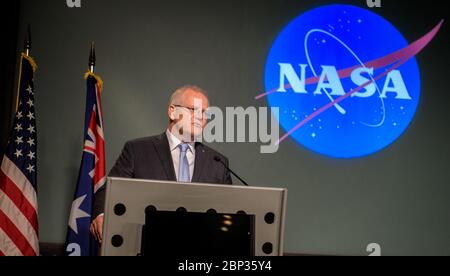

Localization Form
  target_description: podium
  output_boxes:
[101,177,288,256]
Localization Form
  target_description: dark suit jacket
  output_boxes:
[93,133,232,218]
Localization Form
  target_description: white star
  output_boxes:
[16,112,23,119]
[26,164,35,173]
[27,151,35,160]
[27,112,35,120]
[14,124,23,132]
[15,136,24,145]
[26,86,33,94]
[312,133,317,138]
[27,138,35,147]
[14,149,23,158]
[27,99,34,107]
[27,125,35,134]
[68,195,91,234]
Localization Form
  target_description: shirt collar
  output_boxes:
[166,129,195,153]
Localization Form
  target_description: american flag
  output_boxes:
[0,54,39,256]
[64,72,105,256]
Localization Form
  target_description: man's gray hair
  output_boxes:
[169,85,209,106]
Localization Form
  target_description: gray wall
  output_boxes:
[16,0,450,255]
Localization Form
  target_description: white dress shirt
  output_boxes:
[166,129,195,182]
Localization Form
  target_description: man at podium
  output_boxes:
[90,85,232,242]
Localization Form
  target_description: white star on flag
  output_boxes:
[27,138,35,147]
[16,111,23,119]
[27,112,35,120]
[14,124,23,132]
[68,195,91,234]
[26,164,35,173]
[15,136,24,145]
[27,151,36,160]
[27,125,35,134]
[26,85,34,94]
[14,149,23,158]
[27,99,34,107]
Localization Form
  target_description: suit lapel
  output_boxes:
[192,142,207,183]
[153,133,177,181]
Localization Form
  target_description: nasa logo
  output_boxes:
[260,4,442,158]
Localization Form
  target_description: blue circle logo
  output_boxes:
[264,5,421,158]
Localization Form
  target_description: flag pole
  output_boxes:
[16,25,32,111]
[85,42,102,90]
[89,42,95,73]
[25,24,32,57]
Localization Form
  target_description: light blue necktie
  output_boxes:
[178,143,190,182]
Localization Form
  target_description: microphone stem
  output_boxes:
[230,169,249,186]
[217,159,249,186]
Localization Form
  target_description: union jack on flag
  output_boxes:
[65,72,105,256]
[0,54,39,256]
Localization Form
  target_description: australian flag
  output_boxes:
[65,73,105,256]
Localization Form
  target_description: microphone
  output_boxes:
[214,156,249,186]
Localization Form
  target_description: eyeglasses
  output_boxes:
[173,105,210,117]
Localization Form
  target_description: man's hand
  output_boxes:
[90,215,104,243]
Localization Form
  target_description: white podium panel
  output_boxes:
[101,177,287,256]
